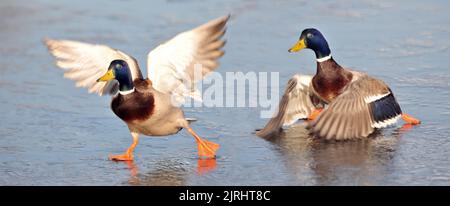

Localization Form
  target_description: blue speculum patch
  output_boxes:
[370,93,402,123]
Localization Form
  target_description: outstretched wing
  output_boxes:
[257,74,318,138]
[147,15,230,103]
[45,39,143,96]
[308,74,402,140]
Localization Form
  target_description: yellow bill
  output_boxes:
[288,39,306,53]
[97,69,115,82]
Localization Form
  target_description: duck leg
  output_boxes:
[402,113,421,125]
[186,127,219,158]
[307,108,323,121]
[109,132,139,161]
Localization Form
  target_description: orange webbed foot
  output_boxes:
[196,138,220,159]
[187,127,220,159]
[109,132,139,161]
[402,113,421,125]
[307,108,323,121]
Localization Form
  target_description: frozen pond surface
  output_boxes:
[0,0,449,185]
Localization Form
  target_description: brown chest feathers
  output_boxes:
[111,79,155,122]
[312,59,353,103]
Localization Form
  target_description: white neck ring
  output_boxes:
[119,87,135,95]
[316,55,332,62]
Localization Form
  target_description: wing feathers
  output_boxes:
[45,39,142,96]
[309,74,402,140]
[147,15,230,104]
[257,74,318,138]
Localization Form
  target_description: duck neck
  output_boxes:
[309,37,331,61]
[316,57,343,75]
[116,72,135,95]
[316,54,332,63]
[313,47,331,62]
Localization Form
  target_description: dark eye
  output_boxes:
[307,33,313,38]
[116,64,123,69]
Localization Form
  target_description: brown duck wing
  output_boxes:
[257,74,318,138]
[309,73,402,140]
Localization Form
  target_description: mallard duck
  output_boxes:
[257,28,420,140]
[45,15,230,160]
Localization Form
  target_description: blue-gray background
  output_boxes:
[0,0,449,185]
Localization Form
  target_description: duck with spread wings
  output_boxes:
[257,28,420,140]
[45,15,230,160]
